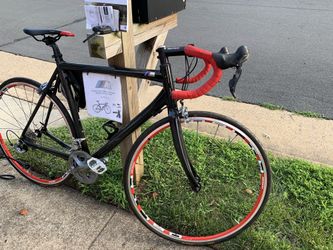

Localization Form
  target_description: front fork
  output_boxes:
[169,109,201,192]
[158,49,201,192]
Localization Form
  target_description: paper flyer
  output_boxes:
[82,72,123,123]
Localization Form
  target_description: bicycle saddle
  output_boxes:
[213,46,249,69]
[23,28,75,38]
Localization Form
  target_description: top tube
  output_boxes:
[58,62,165,83]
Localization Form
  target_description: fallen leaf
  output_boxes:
[19,209,29,216]
[245,189,254,196]
[152,192,158,199]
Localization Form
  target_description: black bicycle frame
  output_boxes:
[21,42,200,190]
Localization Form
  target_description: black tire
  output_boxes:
[0,77,75,186]
[124,111,271,245]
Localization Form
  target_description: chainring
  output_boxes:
[69,151,98,184]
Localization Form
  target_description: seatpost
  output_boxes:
[47,42,64,64]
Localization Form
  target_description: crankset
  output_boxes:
[69,151,108,184]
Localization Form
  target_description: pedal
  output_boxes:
[87,157,107,175]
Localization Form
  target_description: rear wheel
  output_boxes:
[124,111,271,245]
[0,78,75,185]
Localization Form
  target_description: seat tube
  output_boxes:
[58,70,89,151]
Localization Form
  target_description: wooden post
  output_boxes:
[136,32,168,97]
[88,4,177,182]
[107,1,142,180]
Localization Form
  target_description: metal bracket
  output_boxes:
[179,103,189,122]
[72,138,86,150]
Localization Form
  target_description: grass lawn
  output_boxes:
[14,118,333,249]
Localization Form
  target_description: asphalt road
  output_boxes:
[1,0,333,117]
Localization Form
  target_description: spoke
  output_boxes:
[0,127,22,130]
[48,116,64,126]
[31,88,36,116]
[24,86,33,115]
[214,124,220,138]
[0,117,22,129]
[2,91,48,109]
[0,104,25,129]
[13,87,30,123]
[230,134,239,143]
[1,93,35,105]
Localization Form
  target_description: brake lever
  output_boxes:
[83,25,113,43]
[229,66,242,98]
[83,33,97,43]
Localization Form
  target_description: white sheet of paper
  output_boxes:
[84,5,100,29]
[82,72,123,123]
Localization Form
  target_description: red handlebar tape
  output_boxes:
[171,45,223,100]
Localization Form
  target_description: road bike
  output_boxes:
[0,28,271,245]
[93,101,111,114]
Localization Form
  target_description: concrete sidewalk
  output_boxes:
[0,161,207,250]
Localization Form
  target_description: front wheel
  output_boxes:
[104,104,111,114]
[124,111,271,245]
